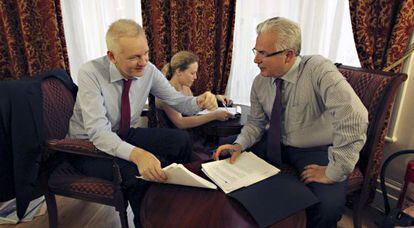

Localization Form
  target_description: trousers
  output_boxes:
[220,133,347,228]
[70,127,192,227]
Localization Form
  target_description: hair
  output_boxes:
[106,19,145,54]
[161,51,200,80]
[256,17,301,56]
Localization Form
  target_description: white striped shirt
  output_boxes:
[235,55,368,182]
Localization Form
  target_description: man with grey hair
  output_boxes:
[215,17,368,227]
[68,19,217,227]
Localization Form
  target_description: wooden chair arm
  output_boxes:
[46,139,115,160]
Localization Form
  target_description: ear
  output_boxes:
[284,50,296,64]
[175,68,183,77]
[107,50,116,64]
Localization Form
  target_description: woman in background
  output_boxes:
[156,51,232,129]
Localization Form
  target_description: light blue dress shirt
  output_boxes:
[68,56,200,161]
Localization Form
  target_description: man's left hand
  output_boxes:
[197,91,218,110]
[300,164,334,184]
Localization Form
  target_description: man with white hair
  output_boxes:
[215,17,368,227]
[68,19,217,227]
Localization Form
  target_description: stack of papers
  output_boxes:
[197,106,242,117]
[201,152,280,194]
[137,163,217,190]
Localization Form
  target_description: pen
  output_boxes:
[221,101,230,112]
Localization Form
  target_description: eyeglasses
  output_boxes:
[252,48,287,58]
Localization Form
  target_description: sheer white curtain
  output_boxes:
[227,0,360,105]
[61,0,142,83]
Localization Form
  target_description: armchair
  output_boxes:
[336,64,407,228]
[41,77,129,228]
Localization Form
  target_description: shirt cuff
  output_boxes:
[234,137,249,152]
[325,162,347,182]
[115,141,135,161]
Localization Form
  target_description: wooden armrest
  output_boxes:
[46,139,114,160]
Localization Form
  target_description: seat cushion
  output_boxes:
[48,162,115,199]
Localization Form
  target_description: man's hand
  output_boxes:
[300,165,334,184]
[197,91,218,110]
[213,143,242,164]
[129,147,167,182]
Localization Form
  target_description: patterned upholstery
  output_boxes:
[41,77,128,228]
[337,64,407,228]
[41,78,75,140]
[48,162,114,199]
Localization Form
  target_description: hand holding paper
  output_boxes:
[137,163,217,190]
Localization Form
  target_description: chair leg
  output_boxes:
[45,191,58,228]
[353,209,362,228]
[115,192,129,228]
[352,195,366,228]
[118,207,129,228]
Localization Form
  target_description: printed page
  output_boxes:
[137,163,217,190]
[201,152,280,194]
[197,106,242,116]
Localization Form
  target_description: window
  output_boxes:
[227,0,360,105]
[61,0,142,83]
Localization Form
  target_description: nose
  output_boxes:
[137,56,148,65]
[254,54,262,64]
[194,73,197,79]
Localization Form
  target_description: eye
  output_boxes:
[259,50,268,56]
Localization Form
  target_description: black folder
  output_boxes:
[228,173,319,228]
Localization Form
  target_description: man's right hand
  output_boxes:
[129,147,167,182]
[213,143,242,164]
[197,91,218,110]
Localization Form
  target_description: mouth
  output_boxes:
[136,66,145,71]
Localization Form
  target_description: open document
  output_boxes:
[197,106,242,117]
[137,163,217,190]
[201,152,280,194]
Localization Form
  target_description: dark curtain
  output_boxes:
[0,0,69,80]
[141,0,236,95]
[349,0,414,73]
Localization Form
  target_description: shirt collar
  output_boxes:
[274,56,301,84]
[109,59,138,83]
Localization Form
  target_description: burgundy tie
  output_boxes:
[119,79,132,138]
[267,78,283,165]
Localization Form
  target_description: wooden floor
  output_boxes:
[0,196,379,228]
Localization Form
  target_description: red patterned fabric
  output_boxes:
[48,162,114,199]
[349,0,414,72]
[338,65,407,203]
[141,0,235,95]
[47,139,98,154]
[0,0,69,80]
[42,78,75,140]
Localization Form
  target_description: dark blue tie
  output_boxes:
[267,78,283,165]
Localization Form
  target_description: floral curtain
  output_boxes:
[349,0,414,73]
[141,0,235,95]
[0,0,69,80]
